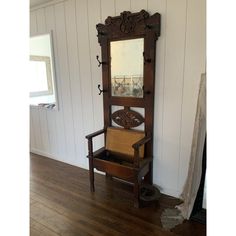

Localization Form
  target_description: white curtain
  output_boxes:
[177,73,206,219]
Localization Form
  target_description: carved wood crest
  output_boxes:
[96,10,161,45]
[111,108,144,129]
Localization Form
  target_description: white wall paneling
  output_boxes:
[130,0,147,12]
[44,6,59,159]
[178,0,206,192]
[55,2,77,164]
[148,0,167,194]
[87,0,104,151]
[45,5,67,161]
[31,106,42,150]
[30,11,37,36]
[158,0,187,196]
[115,0,131,14]
[30,111,36,148]
[30,0,206,197]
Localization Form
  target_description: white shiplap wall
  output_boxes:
[30,0,206,197]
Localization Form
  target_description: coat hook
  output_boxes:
[142,86,151,95]
[145,23,152,29]
[97,31,106,36]
[143,52,151,64]
[144,21,160,30]
[98,84,107,95]
[96,55,106,67]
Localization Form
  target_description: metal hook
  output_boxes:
[96,55,106,67]
[143,52,151,64]
[145,23,159,31]
[98,84,107,95]
[142,86,151,95]
[145,23,152,29]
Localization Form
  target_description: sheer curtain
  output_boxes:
[177,73,206,219]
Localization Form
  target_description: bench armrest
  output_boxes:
[132,135,151,168]
[132,136,151,150]
[85,128,106,140]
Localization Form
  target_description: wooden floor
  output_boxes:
[30,153,206,236]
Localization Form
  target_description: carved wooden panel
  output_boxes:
[111,108,144,129]
[96,10,161,45]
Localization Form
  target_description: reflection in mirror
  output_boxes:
[29,33,58,109]
[110,38,144,98]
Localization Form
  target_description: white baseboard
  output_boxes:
[30,148,56,160]
[30,148,88,170]
[159,187,181,199]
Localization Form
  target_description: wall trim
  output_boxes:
[156,186,181,199]
[30,148,57,160]
[30,148,88,169]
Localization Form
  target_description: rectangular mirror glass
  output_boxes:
[29,32,58,109]
[110,38,144,98]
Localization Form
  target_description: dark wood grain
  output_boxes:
[86,10,161,207]
[30,153,206,236]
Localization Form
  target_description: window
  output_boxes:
[29,33,58,109]
[30,55,53,97]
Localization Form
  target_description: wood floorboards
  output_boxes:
[30,153,206,236]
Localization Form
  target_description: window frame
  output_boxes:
[29,55,53,97]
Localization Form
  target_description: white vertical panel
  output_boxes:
[64,0,86,166]
[147,0,167,189]
[54,2,76,163]
[160,0,187,194]
[75,0,94,132]
[178,0,206,191]
[45,5,67,159]
[101,0,115,20]
[36,8,46,33]
[30,110,36,149]
[105,0,117,19]
[115,0,131,14]
[46,109,58,157]
[87,0,104,150]
[75,0,94,167]
[115,0,131,15]
[30,11,37,36]
[31,107,42,150]
[38,108,51,152]
[130,0,147,12]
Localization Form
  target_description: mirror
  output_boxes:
[29,32,58,109]
[110,38,144,98]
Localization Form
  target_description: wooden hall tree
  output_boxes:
[86,10,161,207]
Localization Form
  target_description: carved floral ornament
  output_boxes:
[96,10,161,44]
[104,10,151,32]
[111,108,144,129]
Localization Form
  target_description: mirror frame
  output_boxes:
[96,10,161,129]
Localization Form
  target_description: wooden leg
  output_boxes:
[89,158,95,192]
[144,162,153,185]
[134,176,141,208]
